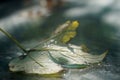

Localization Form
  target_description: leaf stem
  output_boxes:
[0,28,27,53]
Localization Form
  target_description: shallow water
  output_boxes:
[0,0,120,80]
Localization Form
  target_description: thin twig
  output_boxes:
[0,28,27,53]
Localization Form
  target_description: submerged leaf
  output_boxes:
[8,20,109,75]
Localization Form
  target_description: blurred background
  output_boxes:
[0,0,120,80]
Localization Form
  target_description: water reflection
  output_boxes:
[10,73,63,80]
[8,65,120,80]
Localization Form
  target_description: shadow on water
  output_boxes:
[0,0,35,19]
[0,1,120,80]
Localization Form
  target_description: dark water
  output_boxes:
[0,0,120,80]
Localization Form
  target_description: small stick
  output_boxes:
[0,28,27,53]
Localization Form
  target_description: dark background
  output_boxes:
[0,0,120,80]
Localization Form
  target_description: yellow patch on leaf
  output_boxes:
[61,21,79,43]
[67,21,79,31]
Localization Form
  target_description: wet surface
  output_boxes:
[0,0,120,80]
